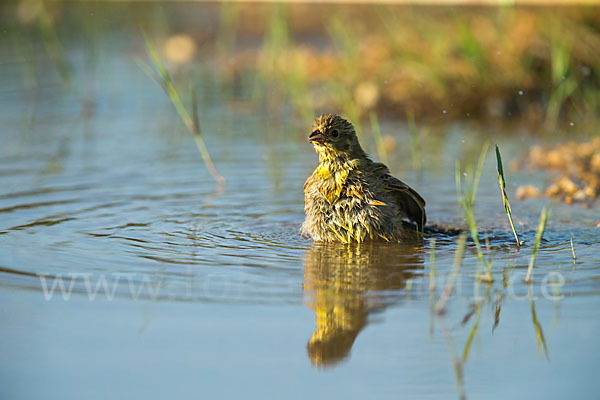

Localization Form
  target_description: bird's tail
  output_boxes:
[402,221,462,237]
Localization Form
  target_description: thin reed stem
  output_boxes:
[429,238,436,292]
[436,233,467,313]
[495,145,521,246]
[525,206,551,283]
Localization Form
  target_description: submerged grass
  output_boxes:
[462,302,481,364]
[141,33,226,191]
[529,286,550,359]
[493,293,502,333]
[525,206,552,284]
[481,236,495,283]
[429,238,436,292]
[436,232,467,314]
[439,317,466,400]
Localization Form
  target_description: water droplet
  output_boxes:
[442,109,447,114]
[570,122,574,126]
[463,172,467,177]
[518,90,524,96]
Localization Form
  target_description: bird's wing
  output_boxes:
[373,163,427,229]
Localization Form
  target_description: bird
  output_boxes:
[301,113,426,243]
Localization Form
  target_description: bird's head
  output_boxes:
[309,114,365,161]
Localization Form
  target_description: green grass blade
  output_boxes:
[462,303,481,363]
[529,287,550,359]
[436,233,467,313]
[429,238,436,292]
[141,31,225,191]
[525,206,551,283]
[495,145,521,246]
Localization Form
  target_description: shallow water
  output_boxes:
[1,4,600,399]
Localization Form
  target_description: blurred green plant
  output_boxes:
[217,2,240,57]
[251,6,599,128]
[140,33,225,191]
[261,4,289,74]
[545,34,579,129]
[407,111,422,171]
[37,1,72,90]
[327,13,359,80]
[369,112,388,165]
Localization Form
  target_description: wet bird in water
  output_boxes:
[301,113,426,243]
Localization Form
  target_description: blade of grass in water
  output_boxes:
[429,238,436,292]
[141,32,225,191]
[493,293,502,333]
[495,145,521,246]
[462,302,481,363]
[480,236,494,283]
[439,317,467,400]
[570,237,577,260]
[529,286,550,359]
[525,206,551,283]
[436,233,467,314]
[428,239,436,338]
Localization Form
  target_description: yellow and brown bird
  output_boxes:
[301,113,426,243]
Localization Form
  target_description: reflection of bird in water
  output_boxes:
[303,241,424,367]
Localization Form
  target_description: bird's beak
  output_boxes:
[309,130,325,144]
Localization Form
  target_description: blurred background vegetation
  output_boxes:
[3,1,599,133]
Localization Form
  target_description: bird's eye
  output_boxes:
[331,129,339,138]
